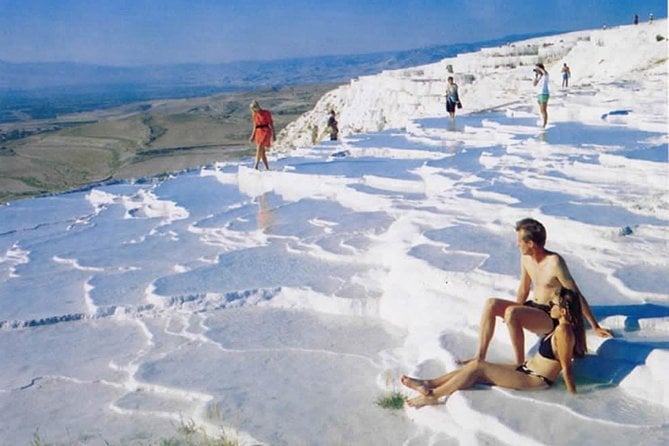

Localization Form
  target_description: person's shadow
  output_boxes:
[256,192,277,233]
[569,303,669,388]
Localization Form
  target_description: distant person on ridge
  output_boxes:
[459,218,612,367]
[402,287,587,408]
[649,13,653,24]
[327,110,339,141]
[561,63,571,88]
[249,100,275,171]
[533,63,550,128]
[311,125,319,145]
[445,76,462,120]
[634,14,639,25]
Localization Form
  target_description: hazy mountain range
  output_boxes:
[1,32,555,91]
[0,32,552,123]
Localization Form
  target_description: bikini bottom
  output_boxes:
[516,362,554,386]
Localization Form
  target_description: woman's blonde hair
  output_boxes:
[250,100,260,111]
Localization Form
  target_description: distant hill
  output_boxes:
[0,32,555,124]
[1,32,556,91]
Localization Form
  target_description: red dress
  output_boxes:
[252,110,273,147]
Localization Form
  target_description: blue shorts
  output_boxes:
[537,94,550,104]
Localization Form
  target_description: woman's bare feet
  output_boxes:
[400,375,432,396]
[407,394,439,408]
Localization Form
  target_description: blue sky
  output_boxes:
[0,0,666,66]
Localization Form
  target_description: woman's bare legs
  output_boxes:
[407,360,546,408]
[401,369,461,396]
[260,145,270,170]
[402,369,470,400]
[539,101,548,128]
[400,376,431,395]
[254,144,261,170]
[254,144,270,170]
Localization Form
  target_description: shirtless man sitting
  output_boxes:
[466,218,612,365]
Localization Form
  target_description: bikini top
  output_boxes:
[538,333,557,361]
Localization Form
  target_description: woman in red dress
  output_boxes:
[249,100,275,170]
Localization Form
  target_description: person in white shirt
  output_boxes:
[533,63,550,128]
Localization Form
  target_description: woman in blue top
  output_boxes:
[402,287,586,408]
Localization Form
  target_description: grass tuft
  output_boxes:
[376,391,407,410]
[177,416,198,436]
[30,429,44,446]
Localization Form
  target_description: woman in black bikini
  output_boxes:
[402,287,586,408]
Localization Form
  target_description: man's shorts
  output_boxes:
[537,94,550,104]
[524,300,550,314]
[524,300,559,329]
